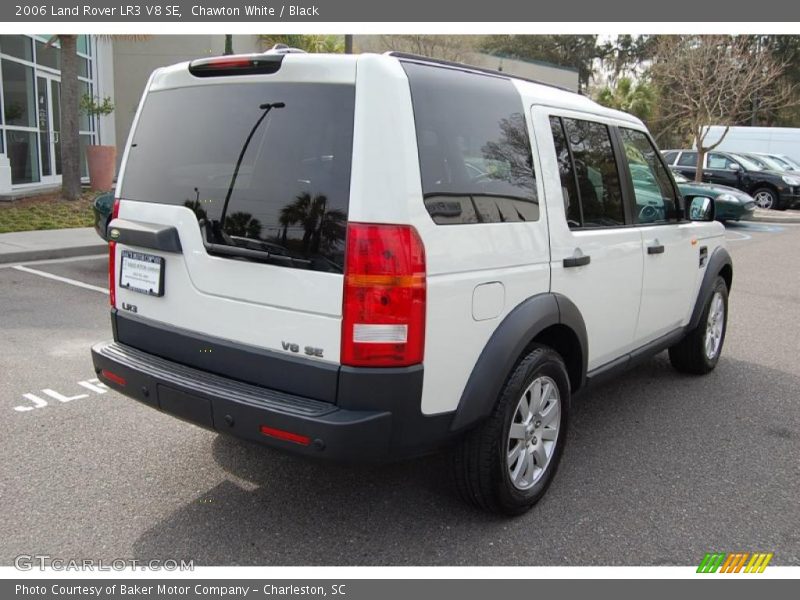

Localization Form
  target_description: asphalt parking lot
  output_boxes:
[1,220,798,566]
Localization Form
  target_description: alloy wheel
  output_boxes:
[506,376,561,490]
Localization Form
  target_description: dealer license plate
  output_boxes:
[119,250,165,297]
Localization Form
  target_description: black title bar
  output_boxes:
[4,0,800,22]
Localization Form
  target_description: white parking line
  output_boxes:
[725,231,752,242]
[11,265,107,294]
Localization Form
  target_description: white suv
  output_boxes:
[91,52,732,514]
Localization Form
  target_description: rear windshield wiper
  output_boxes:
[200,220,311,267]
[218,101,285,229]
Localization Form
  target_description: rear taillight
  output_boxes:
[109,198,120,307]
[341,223,426,367]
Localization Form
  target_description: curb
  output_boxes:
[0,244,107,265]
[750,213,800,224]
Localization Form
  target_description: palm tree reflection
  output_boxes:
[279,192,346,255]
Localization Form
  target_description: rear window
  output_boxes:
[120,82,355,272]
[402,62,539,225]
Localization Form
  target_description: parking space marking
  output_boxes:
[725,231,752,242]
[13,378,108,413]
[11,265,107,294]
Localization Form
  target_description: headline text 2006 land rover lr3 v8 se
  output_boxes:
[91,51,732,514]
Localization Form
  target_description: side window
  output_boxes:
[677,151,697,167]
[403,62,539,225]
[561,117,626,227]
[549,116,581,227]
[708,153,734,170]
[662,151,678,165]
[619,128,678,224]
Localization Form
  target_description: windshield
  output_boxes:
[120,82,355,272]
[760,155,790,171]
[731,154,764,171]
[778,155,800,169]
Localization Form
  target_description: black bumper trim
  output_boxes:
[113,312,340,403]
[91,341,455,461]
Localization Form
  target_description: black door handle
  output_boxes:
[647,244,665,255]
[563,255,591,268]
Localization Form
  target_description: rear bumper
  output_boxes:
[91,340,454,462]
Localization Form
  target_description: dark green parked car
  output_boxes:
[91,192,115,241]
[671,170,755,222]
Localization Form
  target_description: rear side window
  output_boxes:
[402,62,539,225]
[556,117,626,228]
[677,151,697,167]
[120,82,355,272]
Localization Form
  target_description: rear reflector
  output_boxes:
[108,198,120,308]
[101,369,126,387]
[259,425,311,446]
[189,54,284,77]
[341,223,426,367]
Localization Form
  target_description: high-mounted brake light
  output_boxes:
[341,223,426,367]
[108,198,120,308]
[188,54,284,77]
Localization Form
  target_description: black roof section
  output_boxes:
[386,51,579,95]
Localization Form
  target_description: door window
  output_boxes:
[619,128,678,224]
[707,153,736,170]
[549,116,581,227]
[553,116,626,228]
[676,151,697,167]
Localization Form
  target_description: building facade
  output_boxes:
[0,35,115,193]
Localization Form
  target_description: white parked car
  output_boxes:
[92,52,732,514]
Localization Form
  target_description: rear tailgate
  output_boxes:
[111,55,357,384]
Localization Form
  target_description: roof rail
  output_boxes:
[264,44,307,55]
[384,51,578,95]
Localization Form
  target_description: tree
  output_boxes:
[596,77,656,122]
[53,35,148,200]
[480,35,605,92]
[224,35,234,55]
[650,35,796,181]
[58,35,81,200]
[259,35,344,53]
[375,35,477,62]
[599,35,656,84]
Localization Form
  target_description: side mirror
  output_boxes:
[728,162,741,171]
[685,195,715,222]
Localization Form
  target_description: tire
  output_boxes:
[752,187,779,210]
[452,345,570,515]
[669,276,728,375]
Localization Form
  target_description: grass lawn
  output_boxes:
[0,191,96,234]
